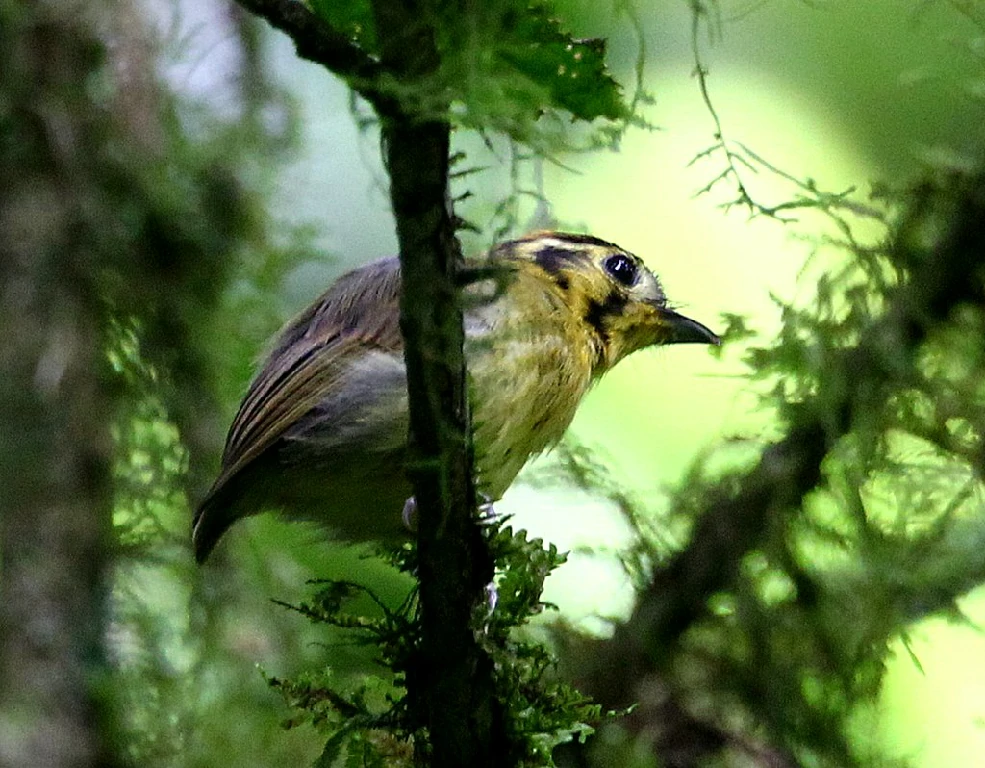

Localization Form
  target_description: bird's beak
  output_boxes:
[658,309,721,346]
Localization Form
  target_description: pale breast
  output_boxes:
[465,276,596,499]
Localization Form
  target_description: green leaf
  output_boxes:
[305,0,630,133]
[493,2,628,122]
[313,729,348,768]
[306,0,377,51]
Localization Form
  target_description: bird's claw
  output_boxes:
[477,493,501,523]
[403,494,499,529]
[402,497,417,531]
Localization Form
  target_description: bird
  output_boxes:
[192,231,720,563]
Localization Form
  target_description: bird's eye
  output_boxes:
[604,253,639,287]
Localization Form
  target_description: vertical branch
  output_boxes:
[386,117,501,767]
[370,2,502,765]
[226,0,507,760]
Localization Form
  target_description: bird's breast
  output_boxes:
[465,286,596,499]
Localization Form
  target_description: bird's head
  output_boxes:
[492,231,720,371]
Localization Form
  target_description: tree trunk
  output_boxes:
[0,3,122,766]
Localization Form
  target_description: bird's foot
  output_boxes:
[403,494,500,529]
[401,496,417,531]
[476,580,499,636]
[484,581,499,614]
[477,493,501,523]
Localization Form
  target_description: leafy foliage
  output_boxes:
[95,2,985,767]
[592,169,985,767]
[477,3,628,122]
[306,0,631,146]
[307,0,377,50]
[270,522,615,766]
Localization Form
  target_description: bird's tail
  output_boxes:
[191,483,241,564]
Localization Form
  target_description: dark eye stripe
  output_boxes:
[535,245,577,291]
[535,245,571,274]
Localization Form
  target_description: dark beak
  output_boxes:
[659,309,721,346]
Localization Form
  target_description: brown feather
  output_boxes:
[193,259,404,553]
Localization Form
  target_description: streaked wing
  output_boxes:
[209,257,403,498]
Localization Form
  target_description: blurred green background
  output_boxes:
[104,0,985,765]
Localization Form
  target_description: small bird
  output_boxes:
[192,232,719,562]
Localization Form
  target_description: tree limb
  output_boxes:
[369,0,503,762]
[232,0,384,104]
[231,0,505,762]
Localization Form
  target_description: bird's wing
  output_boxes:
[201,257,404,509]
